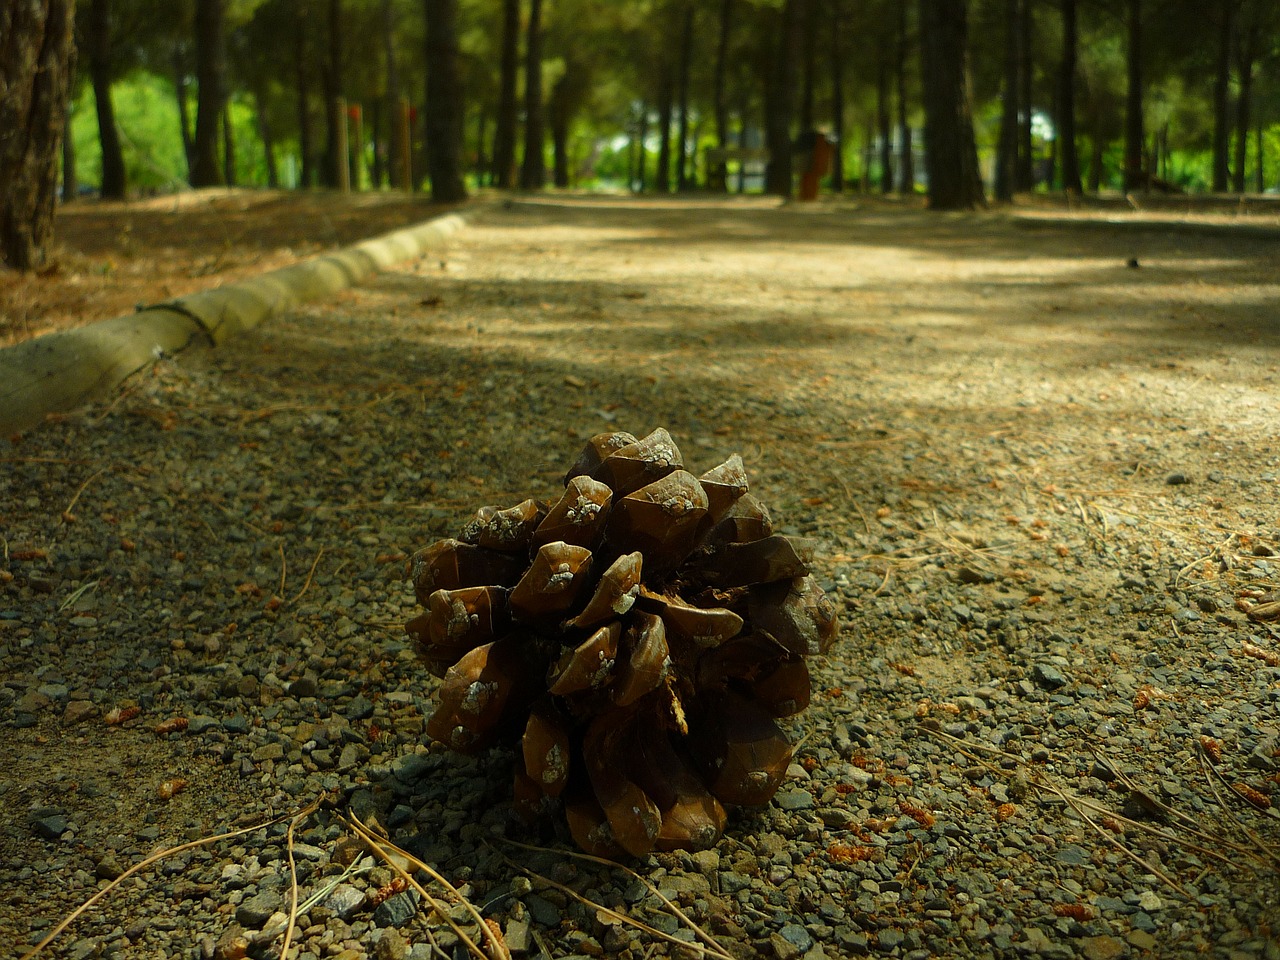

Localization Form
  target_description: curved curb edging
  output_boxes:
[0,207,473,437]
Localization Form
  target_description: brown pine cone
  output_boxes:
[405,428,838,857]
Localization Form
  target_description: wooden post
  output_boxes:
[333,96,351,192]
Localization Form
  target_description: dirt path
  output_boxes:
[2,195,1278,960]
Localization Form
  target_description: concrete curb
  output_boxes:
[0,206,474,436]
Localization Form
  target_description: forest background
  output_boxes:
[60,0,1280,208]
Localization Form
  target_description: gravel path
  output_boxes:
[2,196,1279,960]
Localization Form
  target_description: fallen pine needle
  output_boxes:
[496,838,733,960]
[20,800,320,960]
[342,813,506,960]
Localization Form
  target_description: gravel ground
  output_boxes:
[2,195,1279,960]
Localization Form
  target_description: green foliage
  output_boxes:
[71,73,188,192]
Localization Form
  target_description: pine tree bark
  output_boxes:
[711,0,733,191]
[655,64,674,193]
[549,67,573,189]
[174,51,195,177]
[382,0,403,188]
[876,58,892,193]
[918,0,984,210]
[829,0,844,193]
[424,0,467,202]
[322,0,344,189]
[1,0,75,271]
[191,0,226,187]
[1122,0,1145,192]
[492,0,520,189]
[295,2,314,188]
[675,2,694,191]
[1211,0,1234,192]
[1058,0,1081,193]
[222,101,236,186]
[1014,0,1033,191]
[1233,15,1257,194]
[763,0,802,198]
[994,0,1018,201]
[520,0,546,189]
[895,4,913,194]
[62,99,78,204]
[88,0,127,199]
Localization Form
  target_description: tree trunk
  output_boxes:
[1015,0,1033,190]
[655,65,674,193]
[1211,0,1234,192]
[918,0,984,210]
[323,0,344,189]
[223,100,236,186]
[799,0,816,132]
[764,0,802,198]
[424,0,467,202]
[191,0,226,187]
[636,104,649,192]
[295,3,314,188]
[492,0,519,189]
[876,58,892,193]
[63,97,78,204]
[474,108,488,184]
[675,2,694,191]
[382,0,402,188]
[829,0,844,193]
[995,0,1018,201]
[711,0,733,191]
[88,0,127,199]
[1,0,75,271]
[256,92,279,189]
[549,68,572,188]
[1233,15,1257,194]
[1058,0,1081,193]
[1122,0,1144,192]
[520,0,545,189]
[895,3,913,194]
[174,51,195,176]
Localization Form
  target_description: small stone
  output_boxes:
[288,676,319,698]
[32,815,69,840]
[1136,890,1162,912]
[214,924,249,960]
[877,929,904,952]
[770,932,802,960]
[1081,936,1125,960]
[188,715,221,734]
[779,923,814,953]
[62,700,98,725]
[323,884,367,920]
[522,893,561,927]
[346,694,375,720]
[504,918,531,954]
[235,890,283,928]
[1032,663,1069,691]
[251,742,285,762]
[374,928,408,960]
[1126,931,1157,951]
[392,752,434,784]
[373,890,419,928]
[1164,473,1190,485]
[774,787,814,811]
[1055,844,1089,866]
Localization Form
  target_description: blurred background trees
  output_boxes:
[27,0,1280,211]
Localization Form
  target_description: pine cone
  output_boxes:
[405,428,838,857]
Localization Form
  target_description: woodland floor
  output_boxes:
[2,190,1280,960]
